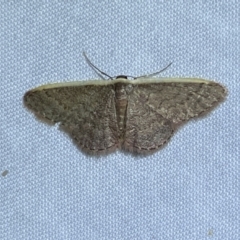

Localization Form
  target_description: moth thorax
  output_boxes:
[115,83,128,139]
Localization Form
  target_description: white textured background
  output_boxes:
[1,1,239,240]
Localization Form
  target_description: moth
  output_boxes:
[24,53,227,155]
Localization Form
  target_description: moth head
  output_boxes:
[116,75,128,79]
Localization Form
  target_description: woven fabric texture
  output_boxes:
[1,1,239,240]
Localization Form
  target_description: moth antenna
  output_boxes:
[136,62,173,79]
[83,52,113,80]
